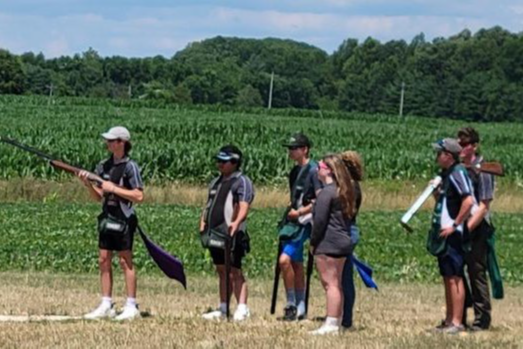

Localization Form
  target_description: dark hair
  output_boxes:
[457,127,480,144]
[124,141,132,156]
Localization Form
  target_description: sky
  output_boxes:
[0,0,521,58]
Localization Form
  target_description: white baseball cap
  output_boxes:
[101,126,131,141]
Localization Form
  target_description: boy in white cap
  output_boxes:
[78,126,145,321]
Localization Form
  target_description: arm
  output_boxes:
[229,201,250,236]
[102,182,144,203]
[78,170,103,202]
[467,200,490,231]
[440,195,474,238]
[229,175,255,235]
[440,170,474,238]
[467,172,494,231]
[102,160,144,204]
[310,189,332,247]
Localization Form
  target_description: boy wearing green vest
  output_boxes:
[279,133,321,320]
[430,138,474,334]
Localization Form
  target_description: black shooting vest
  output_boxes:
[289,160,317,211]
[100,157,133,219]
[205,172,242,233]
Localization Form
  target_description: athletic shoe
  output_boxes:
[470,323,489,332]
[202,309,225,320]
[114,305,141,321]
[283,305,297,321]
[297,301,307,320]
[233,306,250,322]
[442,324,465,334]
[83,303,116,320]
[309,324,340,335]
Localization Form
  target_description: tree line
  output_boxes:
[1,26,522,121]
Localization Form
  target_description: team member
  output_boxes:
[279,133,321,320]
[458,127,497,331]
[309,154,355,335]
[200,145,255,321]
[339,151,364,330]
[78,126,144,321]
[429,138,474,334]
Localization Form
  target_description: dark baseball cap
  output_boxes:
[282,133,312,148]
[432,138,462,155]
[215,145,242,162]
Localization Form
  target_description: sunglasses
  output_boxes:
[318,162,330,171]
[106,139,121,143]
[287,146,302,151]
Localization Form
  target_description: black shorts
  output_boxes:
[209,244,246,269]
[99,215,137,251]
[437,235,464,277]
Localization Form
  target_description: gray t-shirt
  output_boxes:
[310,183,352,256]
[96,157,143,218]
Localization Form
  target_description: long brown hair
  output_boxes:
[340,151,364,181]
[323,154,355,219]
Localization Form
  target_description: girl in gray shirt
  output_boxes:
[309,154,356,335]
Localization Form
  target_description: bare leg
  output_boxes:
[444,278,452,325]
[292,262,305,293]
[316,255,346,318]
[232,268,248,305]
[216,265,227,303]
[99,249,113,297]
[118,250,136,298]
[279,254,296,291]
[449,276,465,326]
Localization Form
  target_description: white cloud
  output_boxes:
[45,37,69,57]
[0,2,522,57]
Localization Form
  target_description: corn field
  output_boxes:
[0,95,522,184]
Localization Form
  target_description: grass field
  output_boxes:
[0,273,522,348]
[0,203,522,284]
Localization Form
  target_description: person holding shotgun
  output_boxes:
[458,127,502,331]
[339,151,364,330]
[200,145,254,321]
[78,126,144,321]
[277,133,320,321]
[309,154,354,335]
[429,138,474,334]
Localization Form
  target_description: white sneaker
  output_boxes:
[202,309,225,320]
[114,305,141,321]
[309,324,340,335]
[297,301,306,320]
[233,306,250,322]
[83,303,116,320]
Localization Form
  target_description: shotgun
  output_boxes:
[0,136,103,185]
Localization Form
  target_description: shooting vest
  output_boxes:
[100,157,134,218]
[278,160,317,241]
[427,164,469,256]
[201,172,250,252]
[97,157,137,236]
[290,160,317,225]
[205,172,242,232]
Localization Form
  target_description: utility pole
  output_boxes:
[47,83,54,106]
[399,81,405,117]
[267,71,274,110]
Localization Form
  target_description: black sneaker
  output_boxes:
[470,323,490,332]
[283,305,297,321]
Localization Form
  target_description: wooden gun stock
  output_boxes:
[477,162,504,177]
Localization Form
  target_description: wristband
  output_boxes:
[452,222,459,229]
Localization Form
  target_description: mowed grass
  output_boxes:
[0,272,522,348]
